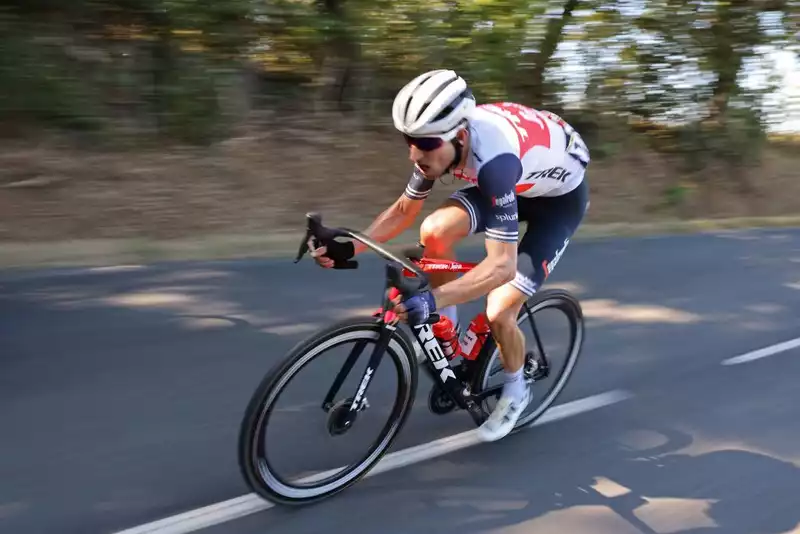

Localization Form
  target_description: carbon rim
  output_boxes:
[245,327,415,501]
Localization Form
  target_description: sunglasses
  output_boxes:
[403,134,444,151]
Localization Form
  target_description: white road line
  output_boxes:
[721,336,800,366]
[111,389,632,534]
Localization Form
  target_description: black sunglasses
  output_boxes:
[403,134,444,151]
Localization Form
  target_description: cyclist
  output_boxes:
[308,69,590,442]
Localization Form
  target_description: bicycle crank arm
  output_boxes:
[471,383,504,404]
[465,399,488,427]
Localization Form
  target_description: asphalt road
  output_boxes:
[2,228,800,534]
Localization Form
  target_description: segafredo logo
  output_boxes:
[492,191,515,207]
[542,237,570,278]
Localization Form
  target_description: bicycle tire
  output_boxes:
[238,316,419,506]
[470,288,585,432]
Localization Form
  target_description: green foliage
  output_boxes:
[0,0,795,170]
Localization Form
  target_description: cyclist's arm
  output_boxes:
[352,166,434,255]
[432,153,521,308]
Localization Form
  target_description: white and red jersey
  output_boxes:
[452,102,589,198]
[403,101,591,245]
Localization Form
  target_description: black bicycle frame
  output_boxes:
[297,212,488,428]
[404,313,488,426]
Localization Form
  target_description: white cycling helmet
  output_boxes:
[392,69,475,139]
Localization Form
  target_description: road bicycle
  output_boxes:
[237,212,585,506]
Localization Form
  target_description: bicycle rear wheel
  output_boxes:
[238,316,418,505]
[470,288,584,432]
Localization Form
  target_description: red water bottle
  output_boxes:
[432,315,460,360]
[459,313,491,361]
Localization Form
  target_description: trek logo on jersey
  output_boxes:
[492,191,515,207]
[525,167,572,183]
[496,212,518,223]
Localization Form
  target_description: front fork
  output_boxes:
[320,278,406,427]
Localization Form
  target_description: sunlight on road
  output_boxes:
[581,299,702,324]
[17,282,333,337]
[489,489,718,534]
[634,497,718,533]
[590,476,632,498]
[177,316,240,329]
[105,291,194,308]
[544,281,586,295]
[492,505,643,534]
[745,303,786,314]
[666,431,800,470]
[142,269,233,283]
[86,265,146,273]
[260,323,322,335]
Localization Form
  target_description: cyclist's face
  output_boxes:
[405,131,463,178]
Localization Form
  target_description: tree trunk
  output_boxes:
[527,0,579,106]
[312,0,361,115]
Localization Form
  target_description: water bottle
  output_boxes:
[432,315,460,360]
[459,313,491,361]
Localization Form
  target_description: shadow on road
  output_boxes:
[254,423,800,534]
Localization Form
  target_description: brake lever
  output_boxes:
[385,262,439,324]
[295,212,359,269]
[294,227,312,263]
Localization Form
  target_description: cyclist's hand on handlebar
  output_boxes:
[391,289,437,325]
[307,236,355,269]
[307,237,335,269]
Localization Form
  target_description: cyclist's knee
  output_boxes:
[419,202,469,251]
[485,284,526,330]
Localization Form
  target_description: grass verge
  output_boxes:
[2,216,800,270]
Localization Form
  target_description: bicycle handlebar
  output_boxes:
[295,212,441,324]
[295,213,428,282]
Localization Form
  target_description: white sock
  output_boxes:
[440,305,459,332]
[503,367,527,402]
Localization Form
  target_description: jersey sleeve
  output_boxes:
[403,166,435,201]
[476,153,523,244]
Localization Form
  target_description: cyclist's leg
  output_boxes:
[478,179,589,441]
[418,185,477,327]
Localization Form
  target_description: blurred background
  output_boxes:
[0,0,798,245]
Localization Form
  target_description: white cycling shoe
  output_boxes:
[477,386,531,442]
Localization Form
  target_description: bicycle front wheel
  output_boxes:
[238,316,419,506]
[471,288,585,432]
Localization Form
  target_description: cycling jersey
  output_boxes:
[454,103,588,197]
[402,101,591,296]
[404,102,590,244]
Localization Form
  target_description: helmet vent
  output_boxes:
[413,77,452,121]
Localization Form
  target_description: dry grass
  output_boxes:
[1,120,799,243]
